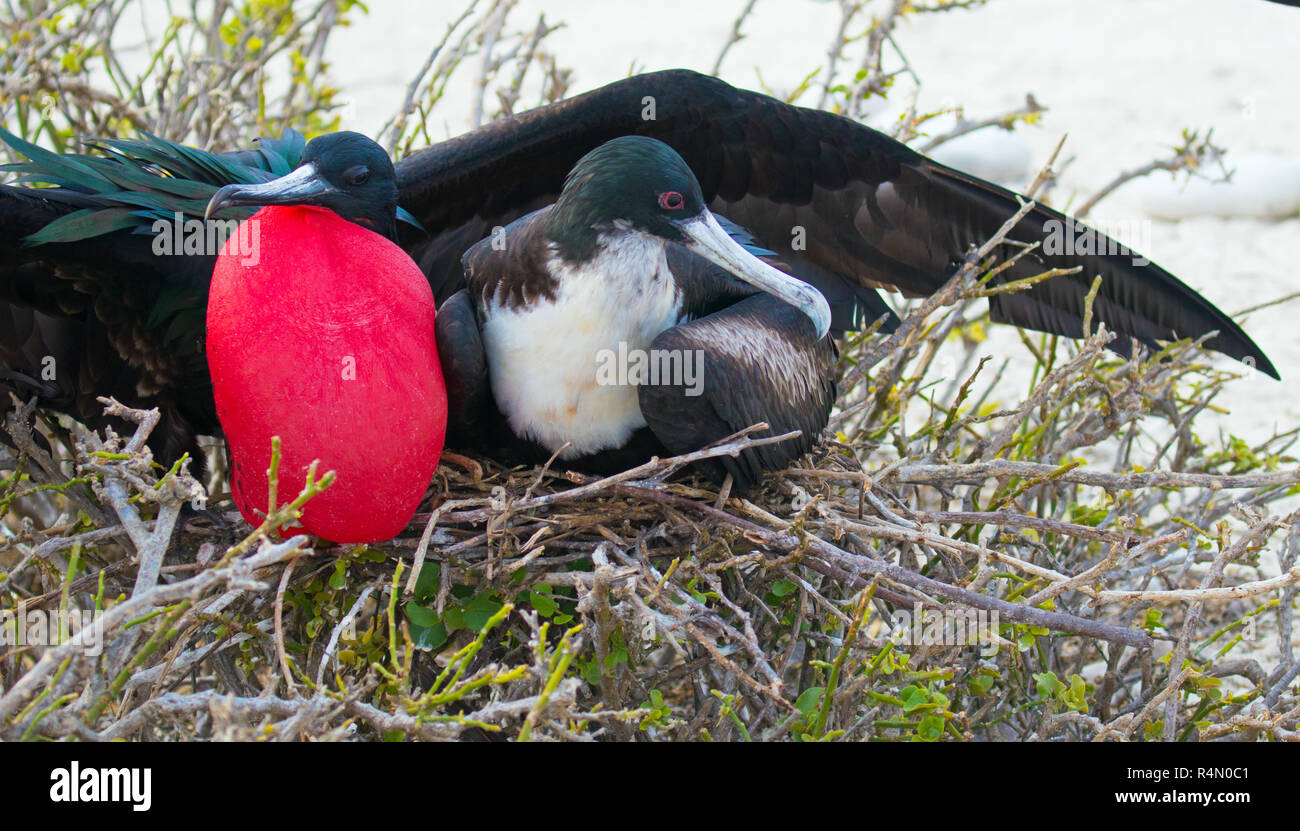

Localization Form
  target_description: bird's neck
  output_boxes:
[542,196,608,262]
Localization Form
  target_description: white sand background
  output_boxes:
[327,0,1300,448]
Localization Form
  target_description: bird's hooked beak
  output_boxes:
[205,163,337,220]
[677,211,832,339]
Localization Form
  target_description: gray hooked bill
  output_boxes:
[678,210,832,339]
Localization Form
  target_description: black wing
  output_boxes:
[0,186,216,467]
[639,293,837,492]
[397,69,1275,377]
[0,130,310,466]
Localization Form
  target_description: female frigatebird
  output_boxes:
[436,136,837,490]
[1,70,1278,496]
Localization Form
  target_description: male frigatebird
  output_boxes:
[0,70,1278,499]
[202,134,446,542]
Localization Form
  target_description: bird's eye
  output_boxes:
[344,165,370,187]
[658,190,684,210]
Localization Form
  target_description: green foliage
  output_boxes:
[638,689,682,731]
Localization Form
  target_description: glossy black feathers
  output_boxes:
[397,70,1273,377]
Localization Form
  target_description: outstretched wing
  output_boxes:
[396,69,1275,377]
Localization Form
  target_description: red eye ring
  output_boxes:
[658,190,684,210]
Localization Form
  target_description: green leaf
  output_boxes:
[409,620,448,651]
[900,685,930,713]
[463,593,503,633]
[412,563,440,601]
[442,605,464,631]
[770,579,798,598]
[1034,671,1063,699]
[1063,674,1089,712]
[404,602,438,627]
[328,563,346,590]
[529,589,558,618]
[1141,608,1165,631]
[916,714,944,741]
[795,687,824,716]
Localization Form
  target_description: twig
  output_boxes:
[711,0,759,76]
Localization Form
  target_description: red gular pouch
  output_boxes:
[207,205,447,543]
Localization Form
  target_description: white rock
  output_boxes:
[928,127,1034,187]
[1131,152,1300,220]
